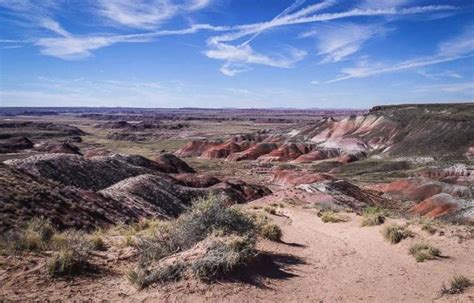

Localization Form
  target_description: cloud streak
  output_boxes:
[328,26,474,82]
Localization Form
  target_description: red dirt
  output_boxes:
[272,169,336,186]
[227,143,278,161]
[409,193,459,218]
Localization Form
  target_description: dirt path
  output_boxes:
[1,192,473,302]
[157,194,474,303]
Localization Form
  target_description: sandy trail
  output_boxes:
[1,191,473,302]
[165,192,473,303]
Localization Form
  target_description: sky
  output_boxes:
[0,0,473,109]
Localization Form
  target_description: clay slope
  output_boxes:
[297,180,397,213]
[100,174,272,218]
[99,174,207,218]
[4,153,193,191]
[290,104,474,159]
[0,163,141,232]
[372,177,473,221]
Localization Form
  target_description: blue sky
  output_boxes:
[0,0,473,108]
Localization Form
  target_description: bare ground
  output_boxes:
[1,190,473,302]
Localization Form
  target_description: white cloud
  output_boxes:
[204,1,456,75]
[328,26,474,82]
[311,80,320,85]
[417,70,462,80]
[358,0,409,9]
[96,0,211,29]
[302,23,386,63]
[414,82,474,93]
[40,18,70,37]
[35,22,227,59]
[205,43,306,69]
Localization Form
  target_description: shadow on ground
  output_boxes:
[222,251,306,289]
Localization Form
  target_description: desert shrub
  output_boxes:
[250,213,282,242]
[441,275,472,295]
[136,194,255,263]
[89,234,106,251]
[361,207,385,227]
[409,242,441,262]
[26,217,54,243]
[191,236,256,280]
[46,248,87,277]
[382,224,412,244]
[319,211,348,223]
[143,262,186,287]
[421,223,437,235]
[259,222,282,241]
[263,206,276,215]
[126,266,147,290]
[0,218,55,252]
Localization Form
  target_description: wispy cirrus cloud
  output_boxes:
[417,70,462,80]
[328,26,474,82]
[95,0,211,29]
[414,82,474,93]
[35,22,227,59]
[204,1,457,75]
[301,23,388,63]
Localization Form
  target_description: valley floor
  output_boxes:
[1,191,473,302]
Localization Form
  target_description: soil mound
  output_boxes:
[0,163,141,231]
[99,174,205,218]
[371,177,472,201]
[227,143,278,161]
[409,193,473,222]
[200,142,242,159]
[5,154,171,191]
[174,173,221,188]
[292,148,341,163]
[154,153,196,173]
[298,180,395,213]
[273,170,336,186]
[36,142,82,155]
[175,140,221,157]
[0,136,34,153]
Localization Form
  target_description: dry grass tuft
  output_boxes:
[319,211,348,223]
[360,207,385,227]
[441,275,472,295]
[409,242,441,262]
[382,224,413,244]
